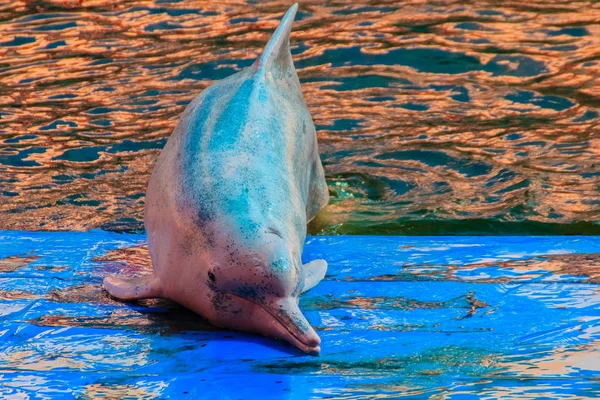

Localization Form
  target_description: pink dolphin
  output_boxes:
[103,3,329,354]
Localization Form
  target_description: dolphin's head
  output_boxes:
[204,228,320,354]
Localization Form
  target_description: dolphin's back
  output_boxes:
[147,4,328,248]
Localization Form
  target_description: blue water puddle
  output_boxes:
[1,232,599,398]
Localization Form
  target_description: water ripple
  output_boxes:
[0,0,599,234]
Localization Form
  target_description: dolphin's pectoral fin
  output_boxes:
[302,259,327,293]
[103,275,162,300]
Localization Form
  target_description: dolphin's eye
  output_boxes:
[208,271,216,282]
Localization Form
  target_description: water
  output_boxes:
[0,1,599,234]
[2,232,600,398]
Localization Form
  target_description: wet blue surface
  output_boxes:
[1,231,599,398]
[1,1,599,235]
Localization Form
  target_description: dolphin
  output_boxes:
[103,3,329,354]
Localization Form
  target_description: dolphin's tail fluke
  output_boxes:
[255,3,298,72]
[103,274,162,300]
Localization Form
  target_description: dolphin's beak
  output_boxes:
[215,292,321,355]
[264,297,321,355]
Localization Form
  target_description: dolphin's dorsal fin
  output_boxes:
[255,3,298,73]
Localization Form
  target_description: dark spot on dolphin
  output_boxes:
[211,290,238,314]
[208,271,216,282]
[236,284,263,302]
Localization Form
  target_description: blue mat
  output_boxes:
[1,231,599,398]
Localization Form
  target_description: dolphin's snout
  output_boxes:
[266,297,321,355]
[305,333,320,348]
[303,336,321,356]
[216,290,321,354]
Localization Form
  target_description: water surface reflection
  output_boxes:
[0,1,599,234]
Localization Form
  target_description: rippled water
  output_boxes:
[0,0,599,234]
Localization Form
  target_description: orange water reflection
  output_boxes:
[0,1,598,233]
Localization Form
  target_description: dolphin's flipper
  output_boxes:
[302,259,327,293]
[103,275,162,300]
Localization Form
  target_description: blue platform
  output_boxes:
[1,231,599,398]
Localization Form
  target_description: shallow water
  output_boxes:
[0,1,599,234]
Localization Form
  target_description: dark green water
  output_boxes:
[0,1,598,234]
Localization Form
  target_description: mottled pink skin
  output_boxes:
[122,3,329,354]
[144,210,322,353]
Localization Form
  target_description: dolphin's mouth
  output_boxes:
[229,293,320,354]
[261,303,321,355]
